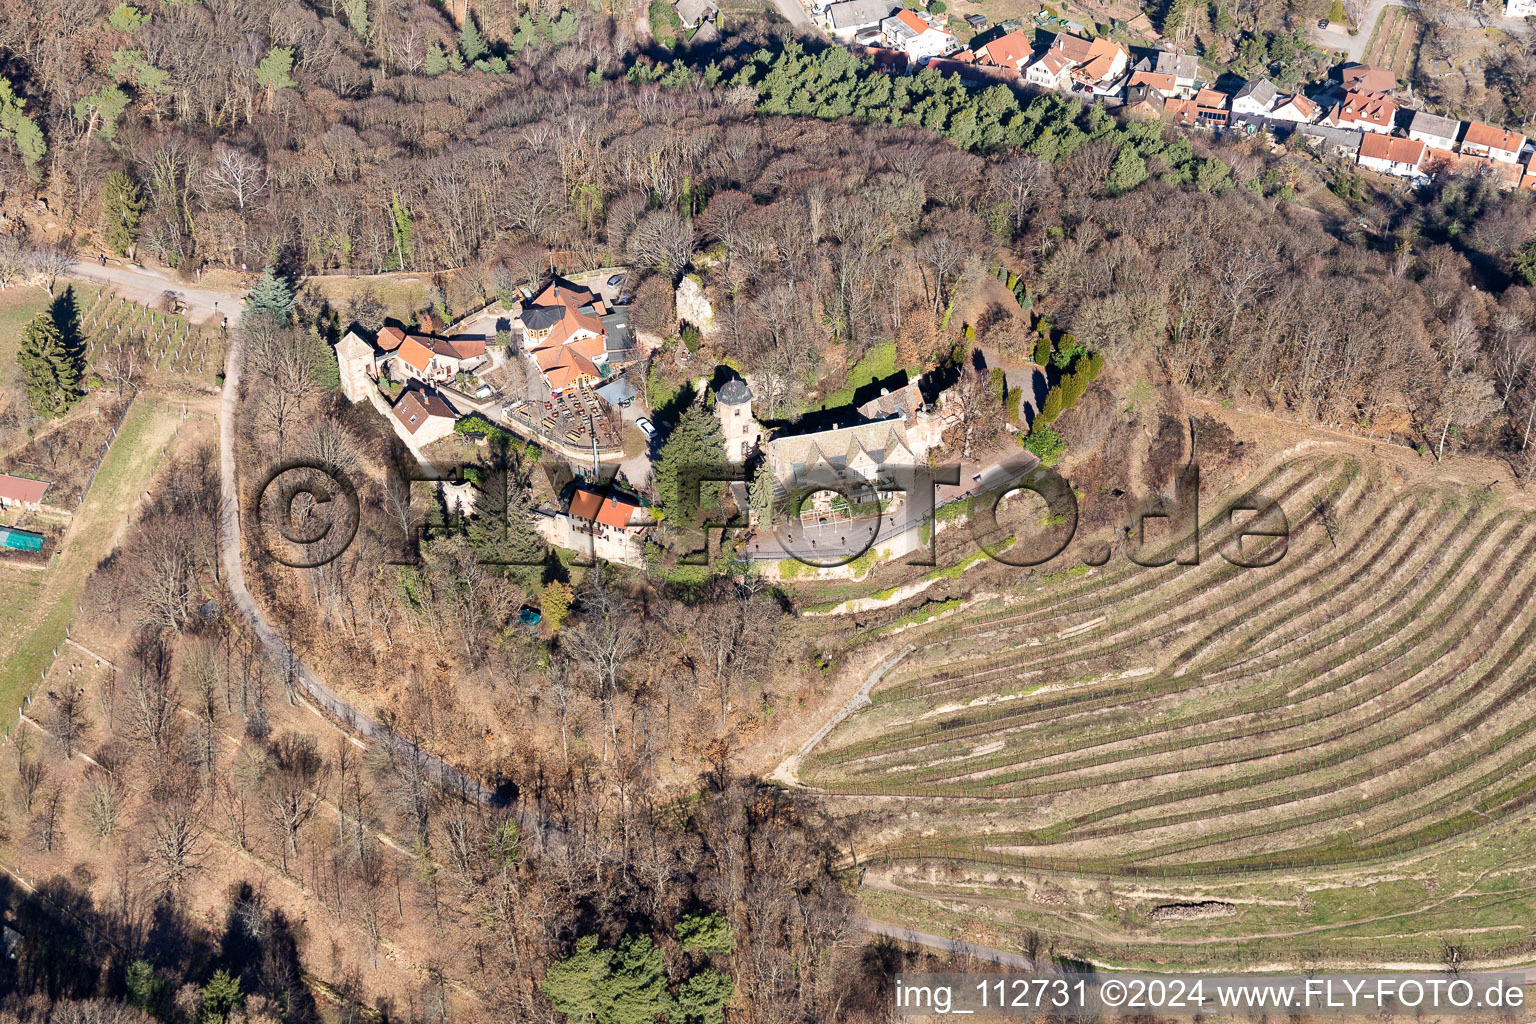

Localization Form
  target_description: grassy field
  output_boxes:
[800,452,1536,968]
[0,395,184,727]
[0,286,53,372]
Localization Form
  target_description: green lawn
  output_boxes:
[0,286,52,373]
[810,341,911,412]
[0,395,183,727]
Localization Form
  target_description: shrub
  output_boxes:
[1032,335,1052,367]
[1040,386,1063,423]
[1022,423,1066,467]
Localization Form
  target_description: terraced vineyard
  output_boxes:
[805,452,1536,968]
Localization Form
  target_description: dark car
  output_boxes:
[607,273,625,288]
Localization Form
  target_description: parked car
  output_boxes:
[607,273,625,288]
[636,417,657,440]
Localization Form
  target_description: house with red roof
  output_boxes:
[1460,121,1527,164]
[971,30,1033,72]
[0,474,50,511]
[538,484,650,566]
[1025,33,1127,92]
[382,329,487,387]
[518,279,635,395]
[1323,91,1398,134]
[1357,133,1427,180]
[880,8,955,61]
[1269,94,1319,123]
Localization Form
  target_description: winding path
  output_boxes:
[215,293,504,807]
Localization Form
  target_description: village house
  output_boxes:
[382,329,487,387]
[1127,68,1177,97]
[538,485,648,566]
[1324,91,1398,134]
[880,8,956,61]
[1407,110,1462,151]
[1339,62,1396,95]
[1023,47,1074,89]
[1154,49,1199,94]
[517,279,635,395]
[1123,83,1167,118]
[1460,121,1527,164]
[674,0,718,28]
[1268,94,1318,123]
[970,29,1033,72]
[1165,96,1198,127]
[1357,133,1427,180]
[1296,122,1363,160]
[0,474,50,512]
[1025,33,1127,92]
[822,0,899,39]
[391,384,460,449]
[1230,78,1277,116]
[1193,88,1230,128]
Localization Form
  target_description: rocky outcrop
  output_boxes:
[676,274,715,336]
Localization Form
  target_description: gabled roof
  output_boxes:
[1050,32,1094,62]
[1030,49,1072,76]
[392,386,456,434]
[1273,94,1318,118]
[1359,133,1425,167]
[1340,62,1395,94]
[1233,78,1276,106]
[1408,109,1461,141]
[396,333,483,373]
[974,30,1032,69]
[1462,121,1526,153]
[1154,49,1198,80]
[1129,70,1176,93]
[826,0,896,29]
[569,487,641,529]
[0,474,49,505]
[377,326,407,351]
[1335,90,1396,128]
[1194,88,1229,109]
[892,8,933,34]
[1165,97,1198,125]
[675,0,718,26]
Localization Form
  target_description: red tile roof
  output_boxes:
[1129,70,1176,93]
[894,8,930,32]
[377,326,407,351]
[0,474,49,505]
[1359,133,1425,167]
[1194,88,1228,109]
[1341,63,1395,94]
[569,487,640,529]
[1462,121,1526,154]
[975,30,1032,69]
[1337,91,1396,128]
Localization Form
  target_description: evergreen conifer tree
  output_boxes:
[653,404,726,523]
[245,266,295,325]
[17,310,81,417]
[103,171,144,256]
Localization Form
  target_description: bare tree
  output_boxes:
[32,245,74,296]
[144,793,207,895]
[200,144,268,217]
[626,210,694,282]
[561,571,641,760]
[82,772,125,840]
[50,690,89,758]
[1437,371,1500,459]
[128,648,178,760]
[15,756,47,814]
[32,787,64,853]
[263,731,330,870]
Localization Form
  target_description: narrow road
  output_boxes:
[769,643,916,787]
[68,260,239,325]
[1312,0,1530,62]
[218,306,505,807]
[858,917,1038,970]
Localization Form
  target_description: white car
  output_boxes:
[636,417,656,440]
